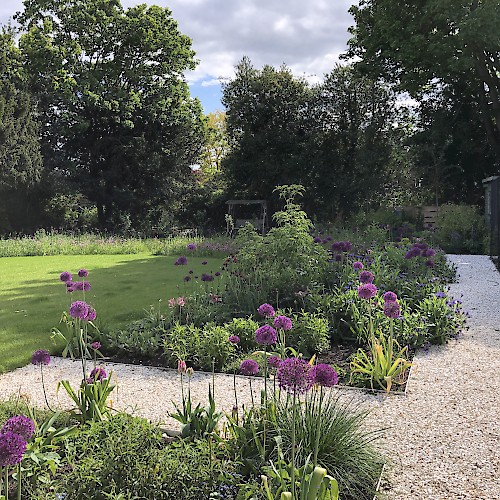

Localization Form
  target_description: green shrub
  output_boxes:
[432,204,487,254]
[24,413,242,499]
[163,323,202,367]
[223,317,260,352]
[288,311,330,356]
[198,323,235,371]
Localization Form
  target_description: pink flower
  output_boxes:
[177,360,187,374]
[168,298,176,308]
[177,297,186,307]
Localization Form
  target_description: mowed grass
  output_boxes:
[0,253,221,373]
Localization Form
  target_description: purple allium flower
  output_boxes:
[268,355,281,369]
[414,243,429,251]
[359,270,375,284]
[358,283,377,300]
[425,260,435,268]
[174,256,188,265]
[273,315,293,331]
[60,271,72,282]
[69,300,89,320]
[404,247,421,259]
[90,341,101,350]
[228,335,240,345]
[78,269,89,278]
[313,236,322,243]
[201,273,214,282]
[331,241,344,252]
[31,349,51,366]
[334,254,342,262]
[202,261,208,265]
[0,431,27,466]
[383,291,398,302]
[353,261,364,270]
[1,416,35,441]
[423,248,436,257]
[86,367,107,383]
[214,271,221,277]
[276,358,314,395]
[74,281,91,291]
[186,243,197,251]
[312,364,339,387]
[383,300,401,318]
[342,241,352,252]
[435,291,447,298]
[326,236,332,241]
[255,325,278,345]
[84,307,97,322]
[257,303,275,318]
[240,359,259,376]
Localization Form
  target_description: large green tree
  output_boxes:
[17,0,205,229]
[0,28,42,232]
[346,0,500,161]
[308,65,395,218]
[222,57,312,201]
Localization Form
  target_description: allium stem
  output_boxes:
[17,462,21,500]
[291,392,297,500]
[313,387,324,467]
[40,365,54,412]
[249,379,255,407]
[233,371,238,422]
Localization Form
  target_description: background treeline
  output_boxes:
[1,0,499,236]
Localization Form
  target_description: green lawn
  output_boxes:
[0,253,220,373]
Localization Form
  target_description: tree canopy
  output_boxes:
[346,0,500,157]
[17,0,205,229]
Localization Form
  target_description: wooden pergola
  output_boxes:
[226,199,268,235]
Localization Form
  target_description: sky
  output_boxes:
[0,0,357,114]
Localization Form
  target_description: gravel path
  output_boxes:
[0,255,499,499]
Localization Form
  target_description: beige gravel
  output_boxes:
[0,255,499,499]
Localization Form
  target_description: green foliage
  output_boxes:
[271,392,384,500]
[261,455,339,500]
[224,317,260,352]
[432,204,487,254]
[198,324,235,371]
[416,293,468,345]
[225,185,329,312]
[288,312,330,356]
[23,413,241,499]
[18,0,205,229]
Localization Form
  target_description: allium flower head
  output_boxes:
[186,243,197,251]
[0,431,27,466]
[1,416,35,441]
[267,355,281,369]
[184,275,191,282]
[312,364,339,387]
[313,236,322,243]
[423,248,436,257]
[31,349,51,366]
[90,341,101,350]
[86,367,107,383]
[404,247,421,259]
[414,243,429,251]
[383,291,398,302]
[228,335,240,345]
[69,300,89,319]
[78,269,89,278]
[240,359,259,376]
[201,273,214,282]
[359,270,375,284]
[255,325,277,345]
[276,357,314,395]
[435,291,447,298]
[60,271,72,282]
[202,261,208,265]
[358,283,377,300]
[174,256,188,265]
[273,315,293,331]
[425,260,435,268]
[383,300,401,318]
[353,261,364,270]
[74,281,91,292]
[257,303,275,318]
[215,271,221,277]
